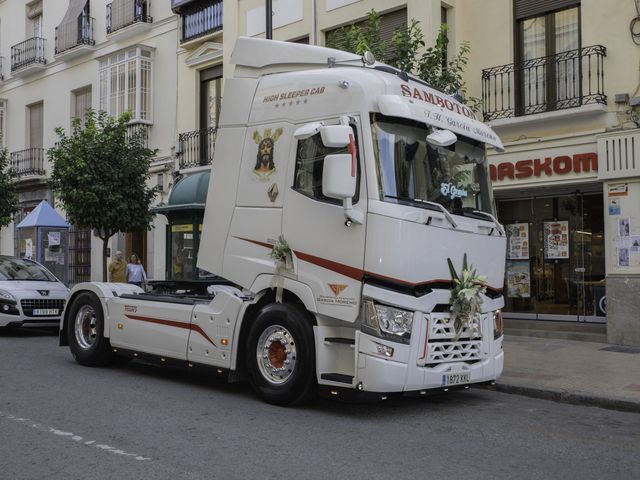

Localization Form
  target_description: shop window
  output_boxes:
[514,1,581,115]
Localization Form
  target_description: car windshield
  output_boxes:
[371,114,495,217]
[0,256,57,281]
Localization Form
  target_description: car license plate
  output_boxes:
[443,372,470,386]
[32,308,59,316]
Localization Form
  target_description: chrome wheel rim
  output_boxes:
[256,324,297,384]
[74,305,97,350]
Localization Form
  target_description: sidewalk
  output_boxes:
[494,335,640,413]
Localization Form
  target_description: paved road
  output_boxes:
[1,329,639,480]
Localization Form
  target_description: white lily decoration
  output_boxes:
[447,254,487,340]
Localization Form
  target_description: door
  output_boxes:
[282,118,367,322]
[199,65,222,165]
[499,192,605,322]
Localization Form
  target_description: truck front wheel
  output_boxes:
[67,292,114,367]
[245,303,316,405]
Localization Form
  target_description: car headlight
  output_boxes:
[0,289,17,303]
[362,299,413,344]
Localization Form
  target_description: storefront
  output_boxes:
[152,171,215,282]
[489,133,606,322]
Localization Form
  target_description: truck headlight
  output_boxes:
[362,299,413,344]
[0,289,17,303]
[493,310,504,339]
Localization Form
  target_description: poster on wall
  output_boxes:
[608,198,621,215]
[506,261,531,298]
[543,221,569,259]
[506,223,529,260]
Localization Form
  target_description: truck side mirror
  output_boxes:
[323,154,364,225]
[320,125,352,148]
[323,154,355,199]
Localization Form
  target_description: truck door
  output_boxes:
[282,118,367,322]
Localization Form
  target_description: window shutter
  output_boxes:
[514,0,580,20]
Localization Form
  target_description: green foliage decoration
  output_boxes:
[0,147,19,228]
[327,11,482,112]
[447,253,487,339]
[48,110,158,281]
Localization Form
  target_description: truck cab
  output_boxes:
[61,38,506,405]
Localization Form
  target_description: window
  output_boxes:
[200,65,222,129]
[0,100,6,149]
[28,101,43,148]
[99,47,152,122]
[514,1,581,114]
[293,126,360,205]
[72,86,92,125]
[27,1,43,37]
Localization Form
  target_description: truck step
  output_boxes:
[324,337,355,345]
[321,373,354,384]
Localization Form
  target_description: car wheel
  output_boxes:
[67,292,114,367]
[245,303,316,406]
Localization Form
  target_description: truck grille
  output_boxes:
[20,299,65,317]
[421,314,485,366]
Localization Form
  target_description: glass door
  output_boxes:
[499,192,605,322]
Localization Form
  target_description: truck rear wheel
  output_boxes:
[67,292,114,367]
[245,303,316,406]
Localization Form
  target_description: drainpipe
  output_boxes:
[266,0,272,39]
[311,0,317,45]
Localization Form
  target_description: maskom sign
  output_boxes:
[489,152,598,184]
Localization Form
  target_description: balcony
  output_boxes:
[126,122,151,149]
[107,0,152,39]
[11,37,46,77]
[10,148,46,178]
[482,45,607,122]
[177,127,216,170]
[179,0,223,44]
[55,16,95,61]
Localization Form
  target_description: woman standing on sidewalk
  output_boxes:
[125,254,147,289]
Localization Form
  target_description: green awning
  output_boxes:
[153,171,210,214]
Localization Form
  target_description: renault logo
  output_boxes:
[38,290,50,296]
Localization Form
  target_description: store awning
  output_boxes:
[153,171,210,214]
[16,200,70,229]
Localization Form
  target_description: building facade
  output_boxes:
[2,1,639,344]
[0,0,177,281]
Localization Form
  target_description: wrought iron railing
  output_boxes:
[180,0,223,43]
[177,127,216,169]
[107,0,152,34]
[10,148,46,177]
[68,226,92,286]
[127,122,151,149]
[55,16,95,55]
[482,45,607,121]
[11,37,46,72]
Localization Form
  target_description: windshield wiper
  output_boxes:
[384,195,457,229]
[467,209,505,235]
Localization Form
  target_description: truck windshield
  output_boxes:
[371,114,495,217]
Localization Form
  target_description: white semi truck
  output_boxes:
[60,38,507,405]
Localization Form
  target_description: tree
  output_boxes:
[326,11,481,111]
[0,148,19,229]
[48,110,157,281]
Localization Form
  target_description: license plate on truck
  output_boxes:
[443,372,470,386]
[32,308,58,316]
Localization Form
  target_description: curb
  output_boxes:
[487,382,640,414]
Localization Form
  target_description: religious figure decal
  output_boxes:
[252,128,283,181]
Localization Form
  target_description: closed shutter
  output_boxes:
[326,7,407,49]
[29,102,43,148]
[514,0,580,20]
[73,86,92,124]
